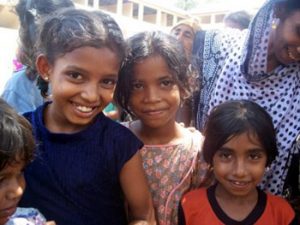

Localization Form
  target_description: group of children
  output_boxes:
[0,5,297,225]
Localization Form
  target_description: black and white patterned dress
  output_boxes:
[193,0,300,195]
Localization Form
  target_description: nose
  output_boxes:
[175,32,184,42]
[297,46,300,54]
[7,177,24,200]
[143,86,161,103]
[233,159,247,177]
[81,83,99,103]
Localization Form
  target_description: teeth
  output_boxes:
[232,181,247,185]
[287,48,299,60]
[76,105,93,113]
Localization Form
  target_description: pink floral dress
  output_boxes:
[123,122,208,225]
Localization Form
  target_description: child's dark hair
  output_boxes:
[0,98,35,171]
[203,100,278,167]
[15,0,74,80]
[36,8,126,97]
[115,31,190,116]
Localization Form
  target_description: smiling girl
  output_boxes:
[18,9,154,225]
[115,31,208,225]
[179,100,297,225]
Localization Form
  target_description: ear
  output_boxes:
[36,54,52,82]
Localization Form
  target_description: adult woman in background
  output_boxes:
[193,0,300,199]
[170,18,201,126]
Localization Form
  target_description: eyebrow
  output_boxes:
[64,65,89,74]
[65,66,118,77]
[218,146,265,153]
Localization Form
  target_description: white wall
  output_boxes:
[0,27,18,93]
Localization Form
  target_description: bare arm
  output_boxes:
[120,151,156,225]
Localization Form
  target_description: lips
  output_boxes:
[142,108,166,117]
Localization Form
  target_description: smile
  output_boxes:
[72,102,98,114]
[229,180,251,189]
[230,180,249,185]
[287,47,300,61]
[76,105,93,113]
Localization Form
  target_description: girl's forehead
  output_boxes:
[132,56,174,79]
[224,131,261,145]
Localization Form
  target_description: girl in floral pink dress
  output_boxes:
[115,31,209,225]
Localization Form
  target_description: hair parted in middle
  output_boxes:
[202,100,278,167]
[35,8,126,97]
[114,30,192,116]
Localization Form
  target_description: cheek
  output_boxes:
[128,98,139,114]
[19,175,26,191]
[212,159,230,177]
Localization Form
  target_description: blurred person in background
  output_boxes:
[223,10,252,30]
[1,0,74,114]
[170,18,201,127]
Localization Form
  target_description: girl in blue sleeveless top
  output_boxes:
[19,8,155,225]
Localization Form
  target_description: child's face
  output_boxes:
[39,47,120,132]
[0,162,25,225]
[212,132,267,199]
[129,55,181,129]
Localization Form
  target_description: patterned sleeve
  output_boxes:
[7,207,47,225]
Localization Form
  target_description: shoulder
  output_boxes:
[104,117,139,141]
[181,188,210,215]
[22,104,43,123]
[266,193,294,211]
[182,188,206,204]
[3,69,32,90]
[265,192,295,221]
[182,127,204,150]
[101,117,143,153]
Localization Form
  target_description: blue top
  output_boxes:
[1,69,43,114]
[20,103,143,225]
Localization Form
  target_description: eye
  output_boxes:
[216,150,232,161]
[101,78,117,89]
[67,71,83,80]
[172,29,180,36]
[132,82,144,90]
[184,32,193,39]
[248,151,264,161]
[160,79,174,88]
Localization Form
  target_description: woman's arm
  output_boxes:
[120,151,156,225]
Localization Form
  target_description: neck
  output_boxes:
[214,183,258,221]
[130,120,185,145]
